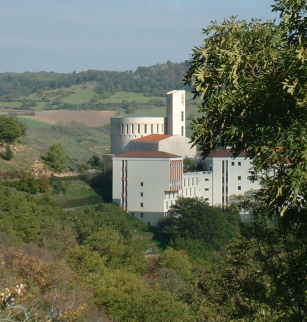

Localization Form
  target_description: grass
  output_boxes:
[0,102,22,108]
[0,145,41,171]
[18,117,53,128]
[22,129,110,163]
[61,84,97,104]
[124,213,163,254]
[115,105,166,117]
[49,178,105,207]
[102,92,163,104]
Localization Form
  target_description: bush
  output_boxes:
[16,171,39,194]
[1,144,14,161]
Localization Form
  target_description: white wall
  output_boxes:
[113,155,183,225]
[110,116,165,155]
[166,90,185,136]
[129,135,196,157]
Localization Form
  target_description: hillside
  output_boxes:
[0,61,191,107]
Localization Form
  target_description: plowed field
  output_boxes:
[21,110,116,127]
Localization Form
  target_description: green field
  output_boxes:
[18,117,53,128]
[0,102,22,108]
[102,92,162,104]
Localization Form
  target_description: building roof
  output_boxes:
[115,150,181,159]
[133,134,172,142]
[207,148,248,158]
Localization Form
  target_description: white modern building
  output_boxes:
[110,90,192,156]
[112,90,259,225]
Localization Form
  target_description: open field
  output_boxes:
[20,110,117,127]
[18,117,53,128]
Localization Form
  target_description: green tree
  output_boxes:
[16,171,39,194]
[0,115,26,144]
[184,1,307,320]
[87,155,100,167]
[161,197,240,251]
[1,144,14,161]
[37,174,50,193]
[159,248,192,280]
[45,143,68,172]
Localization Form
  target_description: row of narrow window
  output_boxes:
[114,123,164,135]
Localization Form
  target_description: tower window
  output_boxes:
[181,126,184,136]
[181,111,184,122]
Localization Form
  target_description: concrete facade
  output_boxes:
[112,148,256,225]
[110,90,188,156]
[110,116,165,155]
[111,90,259,225]
[130,134,196,158]
[166,90,186,136]
[112,151,183,226]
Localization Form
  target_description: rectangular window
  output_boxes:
[144,125,147,133]
[140,203,143,207]
[151,124,153,133]
[140,192,143,197]
[238,186,241,190]
[181,111,184,122]
[181,126,184,136]
[157,124,159,133]
[131,124,134,134]
[205,178,209,181]
[238,162,241,166]
[138,124,140,133]
[205,188,209,191]
[140,213,144,218]
[232,161,235,166]
[205,198,209,201]
[140,182,143,186]
[238,176,241,180]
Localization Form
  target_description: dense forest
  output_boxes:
[0,179,247,322]
[0,61,190,101]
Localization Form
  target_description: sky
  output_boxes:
[0,0,278,74]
